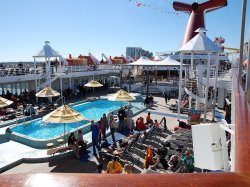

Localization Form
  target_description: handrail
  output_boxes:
[0,173,250,186]
[232,66,250,172]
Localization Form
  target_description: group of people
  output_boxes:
[90,113,117,156]
[68,107,194,174]
[135,112,160,131]
[117,106,133,131]
[90,107,133,156]
[144,145,194,173]
[67,130,87,158]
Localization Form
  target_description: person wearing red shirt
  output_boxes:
[146,112,152,125]
[136,117,145,131]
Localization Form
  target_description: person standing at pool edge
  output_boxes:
[126,106,133,131]
[101,113,109,140]
[118,107,125,130]
[109,115,117,143]
[90,120,100,155]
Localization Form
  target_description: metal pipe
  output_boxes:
[204,52,211,122]
[212,53,219,121]
[246,27,250,102]
[146,69,149,96]
[177,53,183,120]
[128,68,131,93]
[238,0,247,82]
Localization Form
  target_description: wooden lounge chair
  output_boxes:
[47,146,70,156]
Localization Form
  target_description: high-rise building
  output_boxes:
[126,47,142,59]
[126,47,153,59]
[141,50,153,58]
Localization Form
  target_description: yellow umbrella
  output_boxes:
[108,89,135,102]
[43,105,87,143]
[84,80,103,87]
[36,87,60,98]
[0,96,13,108]
[84,80,103,92]
[43,105,86,123]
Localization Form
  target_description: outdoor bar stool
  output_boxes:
[47,143,54,149]
[57,139,64,147]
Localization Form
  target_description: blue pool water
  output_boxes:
[73,100,127,120]
[11,100,127,139]
[11,119,89,139]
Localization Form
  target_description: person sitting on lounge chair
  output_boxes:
[146,112,152,125]
[68,132,80,158]
[168,155,180,170]
[152,147,169,170]
[77,130,87,154]
[174,120,191,131]
[107,156,123,174]
[154,119,160,130]
[124,164,132,174]
[136,117,146,131]
[182,150,195,173]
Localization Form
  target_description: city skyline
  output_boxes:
[0,0,249,62]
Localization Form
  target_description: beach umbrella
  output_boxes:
[0,96,13,108]
[84,80,103,88]
[84,80,103,92]
[36,86,60,98]
[108,89,135,103]
[43,105,87,144]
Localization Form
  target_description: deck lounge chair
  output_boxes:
[117,135,141,165]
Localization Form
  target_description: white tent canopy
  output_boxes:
[158,56,181,66]
[33,41,61,58]
[125,56,181,66]
[179,28,222,53]
[129,56,152,66]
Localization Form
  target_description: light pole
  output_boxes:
[128,68,132,93]
[146,68,149,96]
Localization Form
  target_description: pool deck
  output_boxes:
[0,96,225,174]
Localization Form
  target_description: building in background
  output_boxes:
[126,47,153,59]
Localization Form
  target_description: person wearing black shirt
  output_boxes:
[144,95,150,106]
[68,132,80,158]
[118,107,125,130]
[153,147,169,170]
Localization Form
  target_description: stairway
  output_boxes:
[184,68,213,107]
[143,85,162,94]
[37,73,59,90]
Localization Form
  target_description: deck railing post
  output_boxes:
[238,0,247,82]
[177,52,183,120]
[246,27,250,103]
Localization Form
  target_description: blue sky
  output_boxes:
[0,0,249,62]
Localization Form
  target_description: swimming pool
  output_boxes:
[7,99,130,148]
[11,100,127,139]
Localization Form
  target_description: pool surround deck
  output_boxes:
[0,96,224,173]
